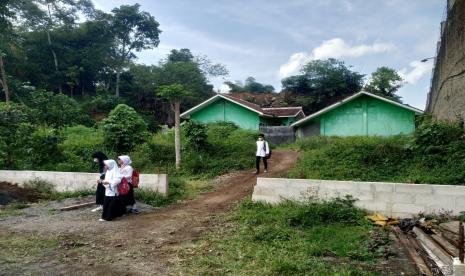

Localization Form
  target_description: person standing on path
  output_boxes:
[255,133,270,174]
[118,155,139,214]
[100,159,125,221]
[91,151,108,212]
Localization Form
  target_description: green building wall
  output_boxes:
[190,99,260,130]
[298,95,416,137]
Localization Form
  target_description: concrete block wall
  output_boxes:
[0,170,168,195]
[252,178,465,218]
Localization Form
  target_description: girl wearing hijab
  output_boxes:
[100,159,124,221]
[91,151,108,212]
[118,155,139,214]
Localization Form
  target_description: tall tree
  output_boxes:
[157,84,191,169]
[0,0,45,102]
[364,66,403,101]
[224,76,274,93]
[109,4,161,97]
[36,0,95,93]
[281,58,364,113]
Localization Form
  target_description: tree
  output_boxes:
[109,4,161,97]
[157,84,191,169]
[36,0,95,93]
[224,77,275,93]
[281,58,364,113]
[101,104,149,153]
[364,67,403,101]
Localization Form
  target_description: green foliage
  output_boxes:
[101,104,149,153]
[180,198,384,275]
[0,103,30,168]
[21,126,63,170]
[183,121,209,152]
[225,76,275,93]
[156,83,191,102]
[291,118,465,184]
[25,90,83,127]
[80,92,123,114]
[134,177,185,207]
[364,66,403,101]
[281,58,364,114]
[22,178,94,201]
[56,125,110,172]
[181,123,257,176]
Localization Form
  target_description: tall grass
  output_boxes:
[179,197,386,275]
[290,133,465,184]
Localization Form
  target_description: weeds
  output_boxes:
[179,197,385,275]
[290,132,465,184]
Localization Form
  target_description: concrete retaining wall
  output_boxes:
[252,178,465,218]
[0,170,168,195]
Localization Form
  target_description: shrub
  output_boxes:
[22,126,63,170]
[25,90,82,127]
[101,104,149,153]
[183,121,209,152]
[0,103,31,169]
[56,125,111,172]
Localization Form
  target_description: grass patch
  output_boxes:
[23,178,94,201]
[178,197,387,275]
[289,135,465,184]
[0,232,59,270]
[135,177,213,207]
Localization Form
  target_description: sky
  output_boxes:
[92,0,446,109]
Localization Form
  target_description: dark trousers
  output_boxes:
[256,156,268,172]
[95,183,105,205]
[102,196,124,221]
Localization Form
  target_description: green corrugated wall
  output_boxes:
[309,95,416,136]
[190,99,260,130]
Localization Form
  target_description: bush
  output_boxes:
[56,125,111,172]
[0,103,31,169]
[101,104,150,153]
[184,121,209,152]
[25,90,82,127]
[21,126,63,170]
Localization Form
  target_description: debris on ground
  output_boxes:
[366,213,399,227]
[394,216,465,276]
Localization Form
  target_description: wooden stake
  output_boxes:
[59,202,95,211]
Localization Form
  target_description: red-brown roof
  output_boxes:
[221,94,264,113]
[222,94,303,117]
[262,107,303,117]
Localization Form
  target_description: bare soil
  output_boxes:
[0,150,298,275]
[0,181,40,205]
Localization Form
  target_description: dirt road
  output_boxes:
[0,150,298,275]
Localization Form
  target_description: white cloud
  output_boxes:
[278,38,396,79]
[399,60,433,85]
[219,83,231,93]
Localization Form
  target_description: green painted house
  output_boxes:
[292,92,423,138]
[181,94,305,130]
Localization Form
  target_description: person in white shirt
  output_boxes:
[100,159,125,221]
[256,134,270,174]
[118,155,139,214]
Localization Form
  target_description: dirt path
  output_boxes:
[0,150,298,276]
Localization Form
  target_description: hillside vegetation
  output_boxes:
[289,116,465,184]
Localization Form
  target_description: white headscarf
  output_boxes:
[103,159,122,187]
[118,155,132,167]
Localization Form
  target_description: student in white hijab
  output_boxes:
[100,159,124,221]
[117,155,139,214]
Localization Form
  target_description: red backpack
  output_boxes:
[118,177,130,196]
[132,170,140,188]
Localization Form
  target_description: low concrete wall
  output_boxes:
[253,178,465,218]
[0,170,168,195]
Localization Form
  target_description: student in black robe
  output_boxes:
[91,151,108,212]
